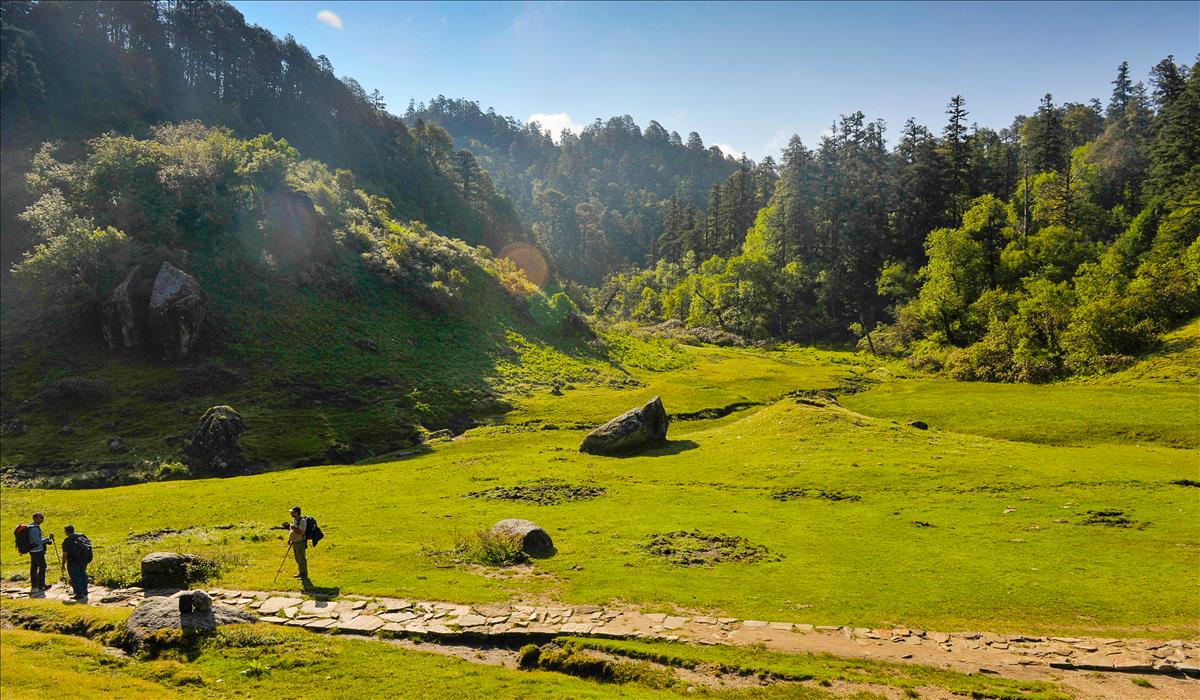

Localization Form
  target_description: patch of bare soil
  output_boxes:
[643,530,777,566]
[465,479,606,505]
[772,487,862,502]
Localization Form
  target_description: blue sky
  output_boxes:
[230,1,1198,160]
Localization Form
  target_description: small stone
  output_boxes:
[743,620,769,628]
[663,616,688,629]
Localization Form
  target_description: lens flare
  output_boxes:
[499,242,549,287]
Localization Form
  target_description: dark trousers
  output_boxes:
[29,550,47,589]
[67,562,88,598]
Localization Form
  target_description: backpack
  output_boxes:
[13,524,32,555]
[304,516,325,547]
[66,534,94,565]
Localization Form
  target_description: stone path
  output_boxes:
[4,582,1198,679]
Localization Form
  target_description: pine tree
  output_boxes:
[942,95,971,219]
[1107,61,1132,122]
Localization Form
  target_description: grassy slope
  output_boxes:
[842,318,1200,448]
[0,261,624,473]
[2,341,1196,637]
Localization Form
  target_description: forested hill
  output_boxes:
[600,59,1200,381]
[0,0,523,273]
[406,97,741,282]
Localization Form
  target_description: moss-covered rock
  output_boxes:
[184,406,244,472]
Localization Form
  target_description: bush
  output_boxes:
[454,529,529,567]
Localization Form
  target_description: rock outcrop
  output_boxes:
[101,265,150,350]
[126,592,255,641]
[185,406,245,472]
[148,262,206,360]
[490,519,555,557]
[579,396,668,455]
[140,552,193,589]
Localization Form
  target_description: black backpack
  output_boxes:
[66,534,94,565]
[13,524,32,555]
[304,516,325,547]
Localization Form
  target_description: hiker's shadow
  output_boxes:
[301,581,341,599]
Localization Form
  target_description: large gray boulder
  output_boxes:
[185,406,244,472]
[148,262,206,360]
[140,552,192,589]
[102,266,148,350]
[490,519,555,557]
[579,396,668,455]
[126,592,255,641]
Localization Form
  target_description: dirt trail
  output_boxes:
[5,581,1197,699]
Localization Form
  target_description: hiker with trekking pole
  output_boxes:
[272,506,324,585]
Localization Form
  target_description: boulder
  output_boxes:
[191,589,213,613]
[908,420,929,430]
[140,552,192,589]
[185,406,244,472]
[579,396,668,455]
[490,519,555,557]
[126,592,255,641]
[262,189,320,268]
[148,262,206,360]
[102,265,151,350]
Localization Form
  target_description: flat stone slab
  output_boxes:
[259,597,303,615]
[337,615,384,633]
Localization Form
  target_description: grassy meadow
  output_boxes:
[2,329,1197,639]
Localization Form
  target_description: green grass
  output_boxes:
[0,260,621,476]
[3,380,1195,637]
[0,602,694,699]
[841,379,1199,447]
[562,637,1068,700]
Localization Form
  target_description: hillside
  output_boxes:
[0,0,523,278]
[407,97,742,281]
[0,125,608,486]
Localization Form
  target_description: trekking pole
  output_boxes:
[271,541,293,585]
[52,540,64,585]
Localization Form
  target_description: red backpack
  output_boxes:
[13,524,32,555]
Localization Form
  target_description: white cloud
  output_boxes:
[316,10,343,30]
[527,113,583,143]
[714,143,741,159]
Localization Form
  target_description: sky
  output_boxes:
[230,1,1199,160]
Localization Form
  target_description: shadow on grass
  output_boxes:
[612,439,699,458]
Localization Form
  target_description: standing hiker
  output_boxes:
[61,524,93,601]
[284,506,309,580]
[26,512,53,593]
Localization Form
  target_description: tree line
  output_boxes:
[600,58,1199,380]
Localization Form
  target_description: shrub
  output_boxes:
[455,529,529,567]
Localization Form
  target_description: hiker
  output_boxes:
[61,524,92,600]
[283,506,309,580]
[26,512,53,593]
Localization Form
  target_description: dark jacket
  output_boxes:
[62,533,89,565]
